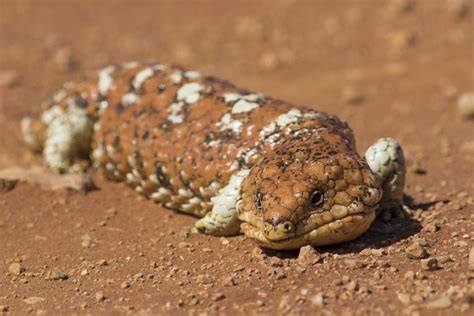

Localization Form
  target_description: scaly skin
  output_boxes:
[21,61,407,250]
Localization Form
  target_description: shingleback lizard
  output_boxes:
[21,61,408,250]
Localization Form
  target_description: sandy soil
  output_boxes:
[0,0,473,314]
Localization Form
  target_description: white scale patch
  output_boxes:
[98,65,115,95]
[122,92,139,106]
[167,102,185,124]
[276,108,302,126]
[258,108,303,142]
[223,92,265,114]
[169,71,183,84]
[218,113,243,136]
[151,187,173,203]
[132,64,165,90]
[231,99,259,114]
[207,139,221,147]
[177,82,204,104]
[184,71,201,79]
[133,68,154,90]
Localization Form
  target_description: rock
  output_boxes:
[0,178,17,193]
[95,292,105,302]
[0,70,20,88]
[196,274,214,285]
[0,305,9,312]
[275,271,286,280]
[120,281,130,289]
[346,280,359,292]
[397,292,411,305]
[405,243,429,259]
[387,30,418,49]
[252,246,265,260]
[425,295,452,309]
[53,47,75,72]
[223,276,236,287]
[420,258,440,271]
[23,297,45,305]
[469,247,474,271]
[457,92,474,120]
[345,259,366,269]
[45,268,68,280]
[80,233,96,248]
[297,245,322,266]
[212,292,225,301]
[309,292,325,307]
[342,87,364,105]
[447,0,471,18]
[8,262,25,275]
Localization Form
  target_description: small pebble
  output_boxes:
[457,92,474,120]
[0,70,20,88]
[53,47,76,72]
[309,292,325,306]
[212,292,225,301]
[95,292,105,302]
[8,262,25,275]
[342,87,364,105]
[425,295,452,309]
[405,243,429,259]
[196,274,214,285]
[420,258,440,271]
[297,245,322,266]
[397,292,411,305]
[45,269,68,280]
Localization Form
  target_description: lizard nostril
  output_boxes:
[263,220,295,241]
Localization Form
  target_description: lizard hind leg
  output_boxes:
[365,137,411,221]
[22,105,94,173]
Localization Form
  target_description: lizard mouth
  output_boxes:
[240,209,376,250]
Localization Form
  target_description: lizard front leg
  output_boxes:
[365,137,410,221]
[193,169,250,236]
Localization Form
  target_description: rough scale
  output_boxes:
[22,61,408,249]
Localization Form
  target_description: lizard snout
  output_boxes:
[263,217,296,241]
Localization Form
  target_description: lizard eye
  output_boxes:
[310,190,324,207]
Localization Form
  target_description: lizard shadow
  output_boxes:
[260,194,448,259]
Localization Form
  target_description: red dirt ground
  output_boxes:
[0,0,473,314]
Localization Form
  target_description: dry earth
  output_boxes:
[0,0,473,315]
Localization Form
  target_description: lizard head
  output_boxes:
[238,147,382,250]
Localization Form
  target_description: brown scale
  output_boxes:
[41,61,359,216]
